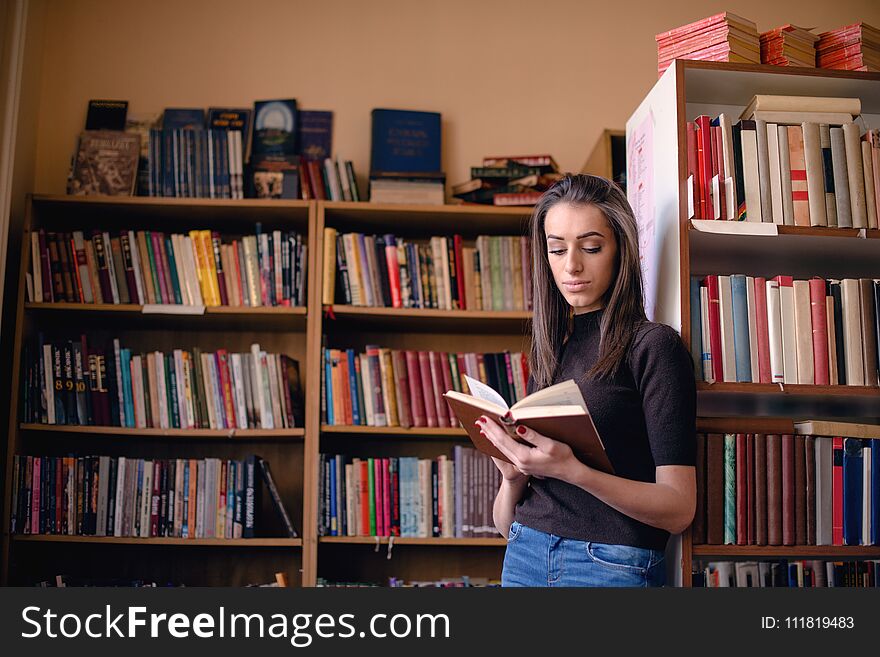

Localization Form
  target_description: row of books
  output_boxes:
[451,155,561,206]
[691,275,879,387]
[693,434,880,547]
[323,229,533,311]
[695,559,879,588]
[21,338,304,430]
[687,107,880,229]
[8,454,297,539]
[318,447,500,538]
[816,23,880,72]
[317,577,500,588]
[655,12,760,78]
[147,128,245,199]
[321,346,528,427]
[759,24,818,68]
[28,227,307,308]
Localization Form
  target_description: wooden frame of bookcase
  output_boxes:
[1,194,317,587]
[628,60,880,587]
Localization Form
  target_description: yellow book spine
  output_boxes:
[200,230,221,306]
[322,227,337,305]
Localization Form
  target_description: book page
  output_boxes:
[462,374,509,411]
[511,379,588,413]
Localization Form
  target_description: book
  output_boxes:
[370,109,442,174]
[257,457,298,538]
[443,375,614,473]
[252,99,298,157]
[67,131,140,196]
[86,99,128,131]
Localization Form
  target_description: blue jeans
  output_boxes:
[501,520,666,587]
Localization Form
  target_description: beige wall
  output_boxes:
[29,0,880,195]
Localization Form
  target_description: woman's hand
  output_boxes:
[476,415,584,483]
[490,456,528,482]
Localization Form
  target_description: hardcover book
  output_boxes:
[67,131,140,196]
[253,99,298,156]
[85,99,128,131]
[370,109,441,174]
[297,110,333,161]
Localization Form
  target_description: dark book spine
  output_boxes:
[244,455,258,538]
[259,458,297,538]
[211,231,229,305]
[335,234,352,304]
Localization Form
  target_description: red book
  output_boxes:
[359,460,370,536]
[703,275,723,382]
[736,433,747,545]
[418,351,437,427]
[521,352,530,388]
[766,434,782,546]
[832,436,844,546]
[218,460,227,538]
[299,165,312,201]
[38,229,54,302]
[279,356,296,428]
[454,234,466,309]
[439,353,455,427]
[151,460,161,537]
[695,116,713,219]
[786,126,811,226]
[382,458,392,537]
[391,350,412,428]
[210,232,229,306]
[232,240,246,307]
[149,231,170,303]
[686,122,699,217]
[390,458,400,537]
[307,160,326,200]
[405,350,426,427]
[808,277,830,385]
[383,235,402,308]
[215,350,237,429]
[428,351,446,428]
[781,434,795,546]
[69,235,85,302]
[746,433,755,544]
[753,277,772,383]
[339,352,352,426]
[373,458,385,536]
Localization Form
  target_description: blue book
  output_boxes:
[347,349,361,426]
[730,274,752,382]
[324,348,334,425]
[873,439,880,545]
[243,455,258,538]
[329,457,337,536]
[119,348,135,427]
[296,110,333,161]
[843,438,863,546]
[253,99,298,156]
[162,108,205,130]
[207,107,252,157]
[370,109,441,174]
[690,277,702,376]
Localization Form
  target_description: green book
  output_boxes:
[368,457,376,536]
[191,347,207,428]
[166,354,180,429]
[448,352,461,393]
[144,231,163,304]
[164,236,183,304]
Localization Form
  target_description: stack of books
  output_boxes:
[695,560,879,587]
[685,96,879,229]
[656,12,760,78]
[816,22,880,72]
[693,431,880,547]
[369,109,445,204]
[759,24,818,67]
[692,275,879,387]
[319,447,501,538]
[322,229,533,311]
[451,155,561,206]
[321,346,529,428]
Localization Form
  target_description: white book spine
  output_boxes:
[360,353,375,426]
[173,349,188,428]
[745,276,759,382]
[741,128,763,222]
[154,352,169,429]
[102,231,120,304]
[127,230,146,305]
[767,123,783,224]
[140,461,152,538]
[840,279,864,386]
[842,122,867,228]
[862,444,872,546]
[792,280,815,384]
[765,280,784,383]
[717,275,736,382]
[31,232,43,302]
[230,353,247,429]
[778,126,795,225]
[779,280,799,384]
[114,457,126,537]
[700,287,714,382]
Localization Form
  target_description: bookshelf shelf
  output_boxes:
[319,536,505,547]
[12,535,302,547]
[323,305,531,333]
[321,425,466,438]
[20,423,305,440]
[696,382,879,397]
[692,545,880,559]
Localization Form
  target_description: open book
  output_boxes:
[443,375,614,474]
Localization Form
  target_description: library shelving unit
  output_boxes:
[307,201,531,586]
[627,60,880,586]
[1,195,316,586]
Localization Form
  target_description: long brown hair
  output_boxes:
[529,174,647,388]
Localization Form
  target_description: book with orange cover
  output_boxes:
[443,375,613,474]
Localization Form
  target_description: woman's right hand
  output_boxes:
[491,456,529,482]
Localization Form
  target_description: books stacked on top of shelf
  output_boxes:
[21,337,304,430]
[759,24,818,67]
[26,226,307,308]
[292,109,360,202]
[686,98,879,228]
[321,229,532,310]
[321,345,528,428]
[451,155,561,206]
[655,12,760,78]
[369,109,444,204]
[694,559,878,587]
[249,99,298,199]
[691,275,879,387]
[318,447,500,538]
[816,23,880,72]
[693,433,880,547]
[9,453,298,538]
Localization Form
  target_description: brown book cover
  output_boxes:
[782,434,796,545]
[736,433,747,545]
[67,130,140,196]
[706,433,725,544]
[404,350,426,427]
[794,436,806,544]
[755,433,768,544]
[766,434,782,545]
[443,378,613,474]
[390,350,412,428]
[109,236,131,304]
[805,435,817,545]
[747,433,756,544]
[694,433,707,543]
[859,278,879,386]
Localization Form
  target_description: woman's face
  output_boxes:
[544,202,618,314]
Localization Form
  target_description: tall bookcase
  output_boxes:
[627,60,880,586]
[2,195,316,586]
[307,201,532,586]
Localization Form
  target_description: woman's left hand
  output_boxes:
[476,415,582,483]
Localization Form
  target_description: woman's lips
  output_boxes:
[563,281,589,291]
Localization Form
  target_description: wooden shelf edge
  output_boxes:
[324,305,531,320]
[11,535,302,547]
[696,382,880,397]
[676,59,880,82]
[25,302,308,316]
[20,423,305,439]
[693,544,880,558]
[688,219,880,240]
[31,194,312,210]
[321,425,464,436]
[319,200,531,216]
[319,536,505,546]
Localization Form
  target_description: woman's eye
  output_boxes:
[583,247,601,254]
[548,249,565,255]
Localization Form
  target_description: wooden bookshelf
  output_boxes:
[319,537,505,547]
[628,60,880,587]
[1,195,316,587]
[321,425,467,438]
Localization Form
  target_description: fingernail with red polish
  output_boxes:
[516,425,527,435]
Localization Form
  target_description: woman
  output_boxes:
[477,174,696,587]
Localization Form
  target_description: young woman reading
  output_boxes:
[477,174,697,587]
